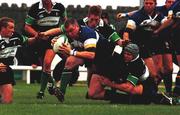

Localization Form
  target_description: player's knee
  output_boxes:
[87,90,96,99]
[2,98,12,104]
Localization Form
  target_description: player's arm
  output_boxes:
[102,74,143,94]
[59,39,96,60]
[18,33,38,45]
[38,24,64,40]
[116,10,137,19]
[0,63,7,72]
[154,18,174,34]
[71,51,95,60]
[123,19,136,42]
[111,82,143,95]
[24,24,38,37]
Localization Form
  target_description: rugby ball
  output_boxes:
[53,34,69,53]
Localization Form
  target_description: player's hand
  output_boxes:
[51,38,57,46]
[0,63,7,72]
[59,43,72,56]
[116,13,127,19]
[38,32,49,40]
[101,77,113,87]
[31,64,38,68]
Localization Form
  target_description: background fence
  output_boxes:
[0,3,138,34]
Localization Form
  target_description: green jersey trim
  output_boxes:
[109,32,121,42]
[25,16,35,25]
[60,24,65,33]
[127,74,139,86]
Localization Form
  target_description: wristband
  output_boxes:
[70,49,77,56]
[73,51,77,56]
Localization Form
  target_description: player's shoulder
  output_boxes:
[30,2,40,9]
[54,2,66,9]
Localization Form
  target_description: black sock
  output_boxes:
[163,73,172,94]
[59,69,72,94]
[39,72,49,93]
[173,71,180,95]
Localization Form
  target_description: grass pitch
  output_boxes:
[0,81,180,115]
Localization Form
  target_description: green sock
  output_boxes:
[40,72,49,92]
[60,69,72,94]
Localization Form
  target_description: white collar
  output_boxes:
[131,55,139,62]
[0,35,10,43]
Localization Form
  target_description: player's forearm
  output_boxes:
[155,19,173,33]
[111,82,134,94]
[74,51,95,60]
[24,25,38,37]
[27,37,38,45]
[44,28,62,36]
[111,82,143,95]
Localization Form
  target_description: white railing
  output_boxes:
[10,65,88,84]
[10,65,42,84]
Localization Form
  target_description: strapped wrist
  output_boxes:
[70,49,77,56]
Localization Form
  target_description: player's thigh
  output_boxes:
[65,56,84,70]
[88,74,105,96]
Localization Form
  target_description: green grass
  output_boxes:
[0,81,180,115]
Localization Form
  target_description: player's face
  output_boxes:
[165,0,175,9]
[65,24,79,40]
[0,22,14,38]
[87,14,100,28]
[123,51,134,62]
[144,0,156,14]
[42,0,52,6]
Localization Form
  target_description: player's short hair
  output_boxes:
[0,17,14,31]
[88,5,102,17]
[144,0,157,4]
[64,18,78,29]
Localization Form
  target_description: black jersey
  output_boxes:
[78,17,120,43]
[0,32,28,65]
[127,8,164,43]
[125,8,165,58]
[25,2,66,32]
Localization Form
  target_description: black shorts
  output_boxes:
[139,44,153,59]
[0,67,15,85]
[34,37,53,56]
[172,28,180,55]
[151,39,173,55]
[151,28,173,55]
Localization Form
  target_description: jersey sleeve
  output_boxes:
[25,3,38,25]
[56,3,67,21]
[101,23,121,42]
[82,28,97,51]
[15,32,28,45]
